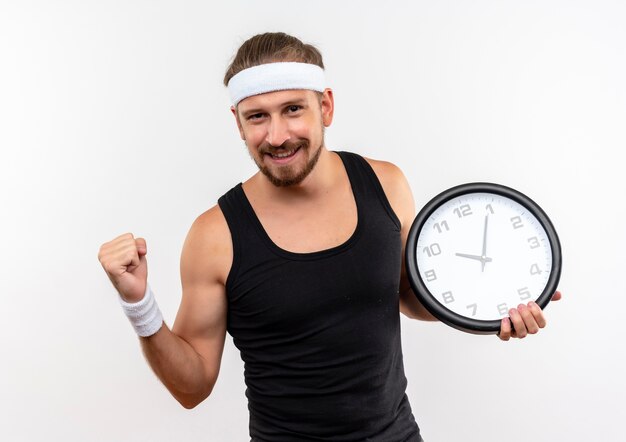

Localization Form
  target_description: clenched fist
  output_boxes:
[98,233,148,303]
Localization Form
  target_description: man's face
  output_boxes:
[232,88,334,187]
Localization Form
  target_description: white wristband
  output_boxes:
[118,283,164,337]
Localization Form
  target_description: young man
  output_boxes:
[98,32,561,441]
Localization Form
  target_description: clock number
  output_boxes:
[486,204,494,214]
[433,220,450,233]
[442,291,454,304]
[454,204,473,218]
[497,303,509,317]
[425,270,437,282]
[528,237,540,249]
[511,216,524,229]
[530,264,542,275]
[518,287,532,300]
[466,303,477,316]
[423,243,442,258]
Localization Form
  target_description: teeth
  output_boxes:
[272,149,295,158]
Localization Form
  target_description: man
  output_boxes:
[98,32,561,441]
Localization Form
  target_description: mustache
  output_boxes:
[259,139,309,155]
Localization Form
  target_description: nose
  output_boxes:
[265,117,291,147]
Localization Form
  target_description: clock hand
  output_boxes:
[481,215,489,273]
[455,253,492,263]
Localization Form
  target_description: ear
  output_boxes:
[320,88,334,127]
[230,105,246,140]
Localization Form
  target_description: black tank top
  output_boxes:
[218,151,421,441]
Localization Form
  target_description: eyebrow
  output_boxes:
[240,98,308,118]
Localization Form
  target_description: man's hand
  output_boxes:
[497,291,562,341]
[98,232,148,303]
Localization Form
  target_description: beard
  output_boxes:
[251,135,324,187]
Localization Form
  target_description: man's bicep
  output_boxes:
[172,208,232,379]
[172,279,228,375]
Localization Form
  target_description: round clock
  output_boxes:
[405,182,562,334]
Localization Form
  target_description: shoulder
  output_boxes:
[181,204,233,286]
[362,156,416,225]
[363,157,408,191]
[192,203,230,234]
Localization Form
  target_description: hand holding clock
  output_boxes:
[497,290,562,341]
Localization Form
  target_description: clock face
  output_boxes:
[406,183,561,334]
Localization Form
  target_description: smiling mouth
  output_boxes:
[266,146,301,160]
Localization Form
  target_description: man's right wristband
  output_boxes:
[118,283,164,337]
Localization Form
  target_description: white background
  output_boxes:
[1,1,624,441]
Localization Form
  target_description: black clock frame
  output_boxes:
[405,182,562,334]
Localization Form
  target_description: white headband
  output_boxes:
[227,62,326,106]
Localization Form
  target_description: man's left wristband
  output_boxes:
[118,283,164,337]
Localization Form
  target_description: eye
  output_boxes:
[287,105,302,113]
[247,113,264,121]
